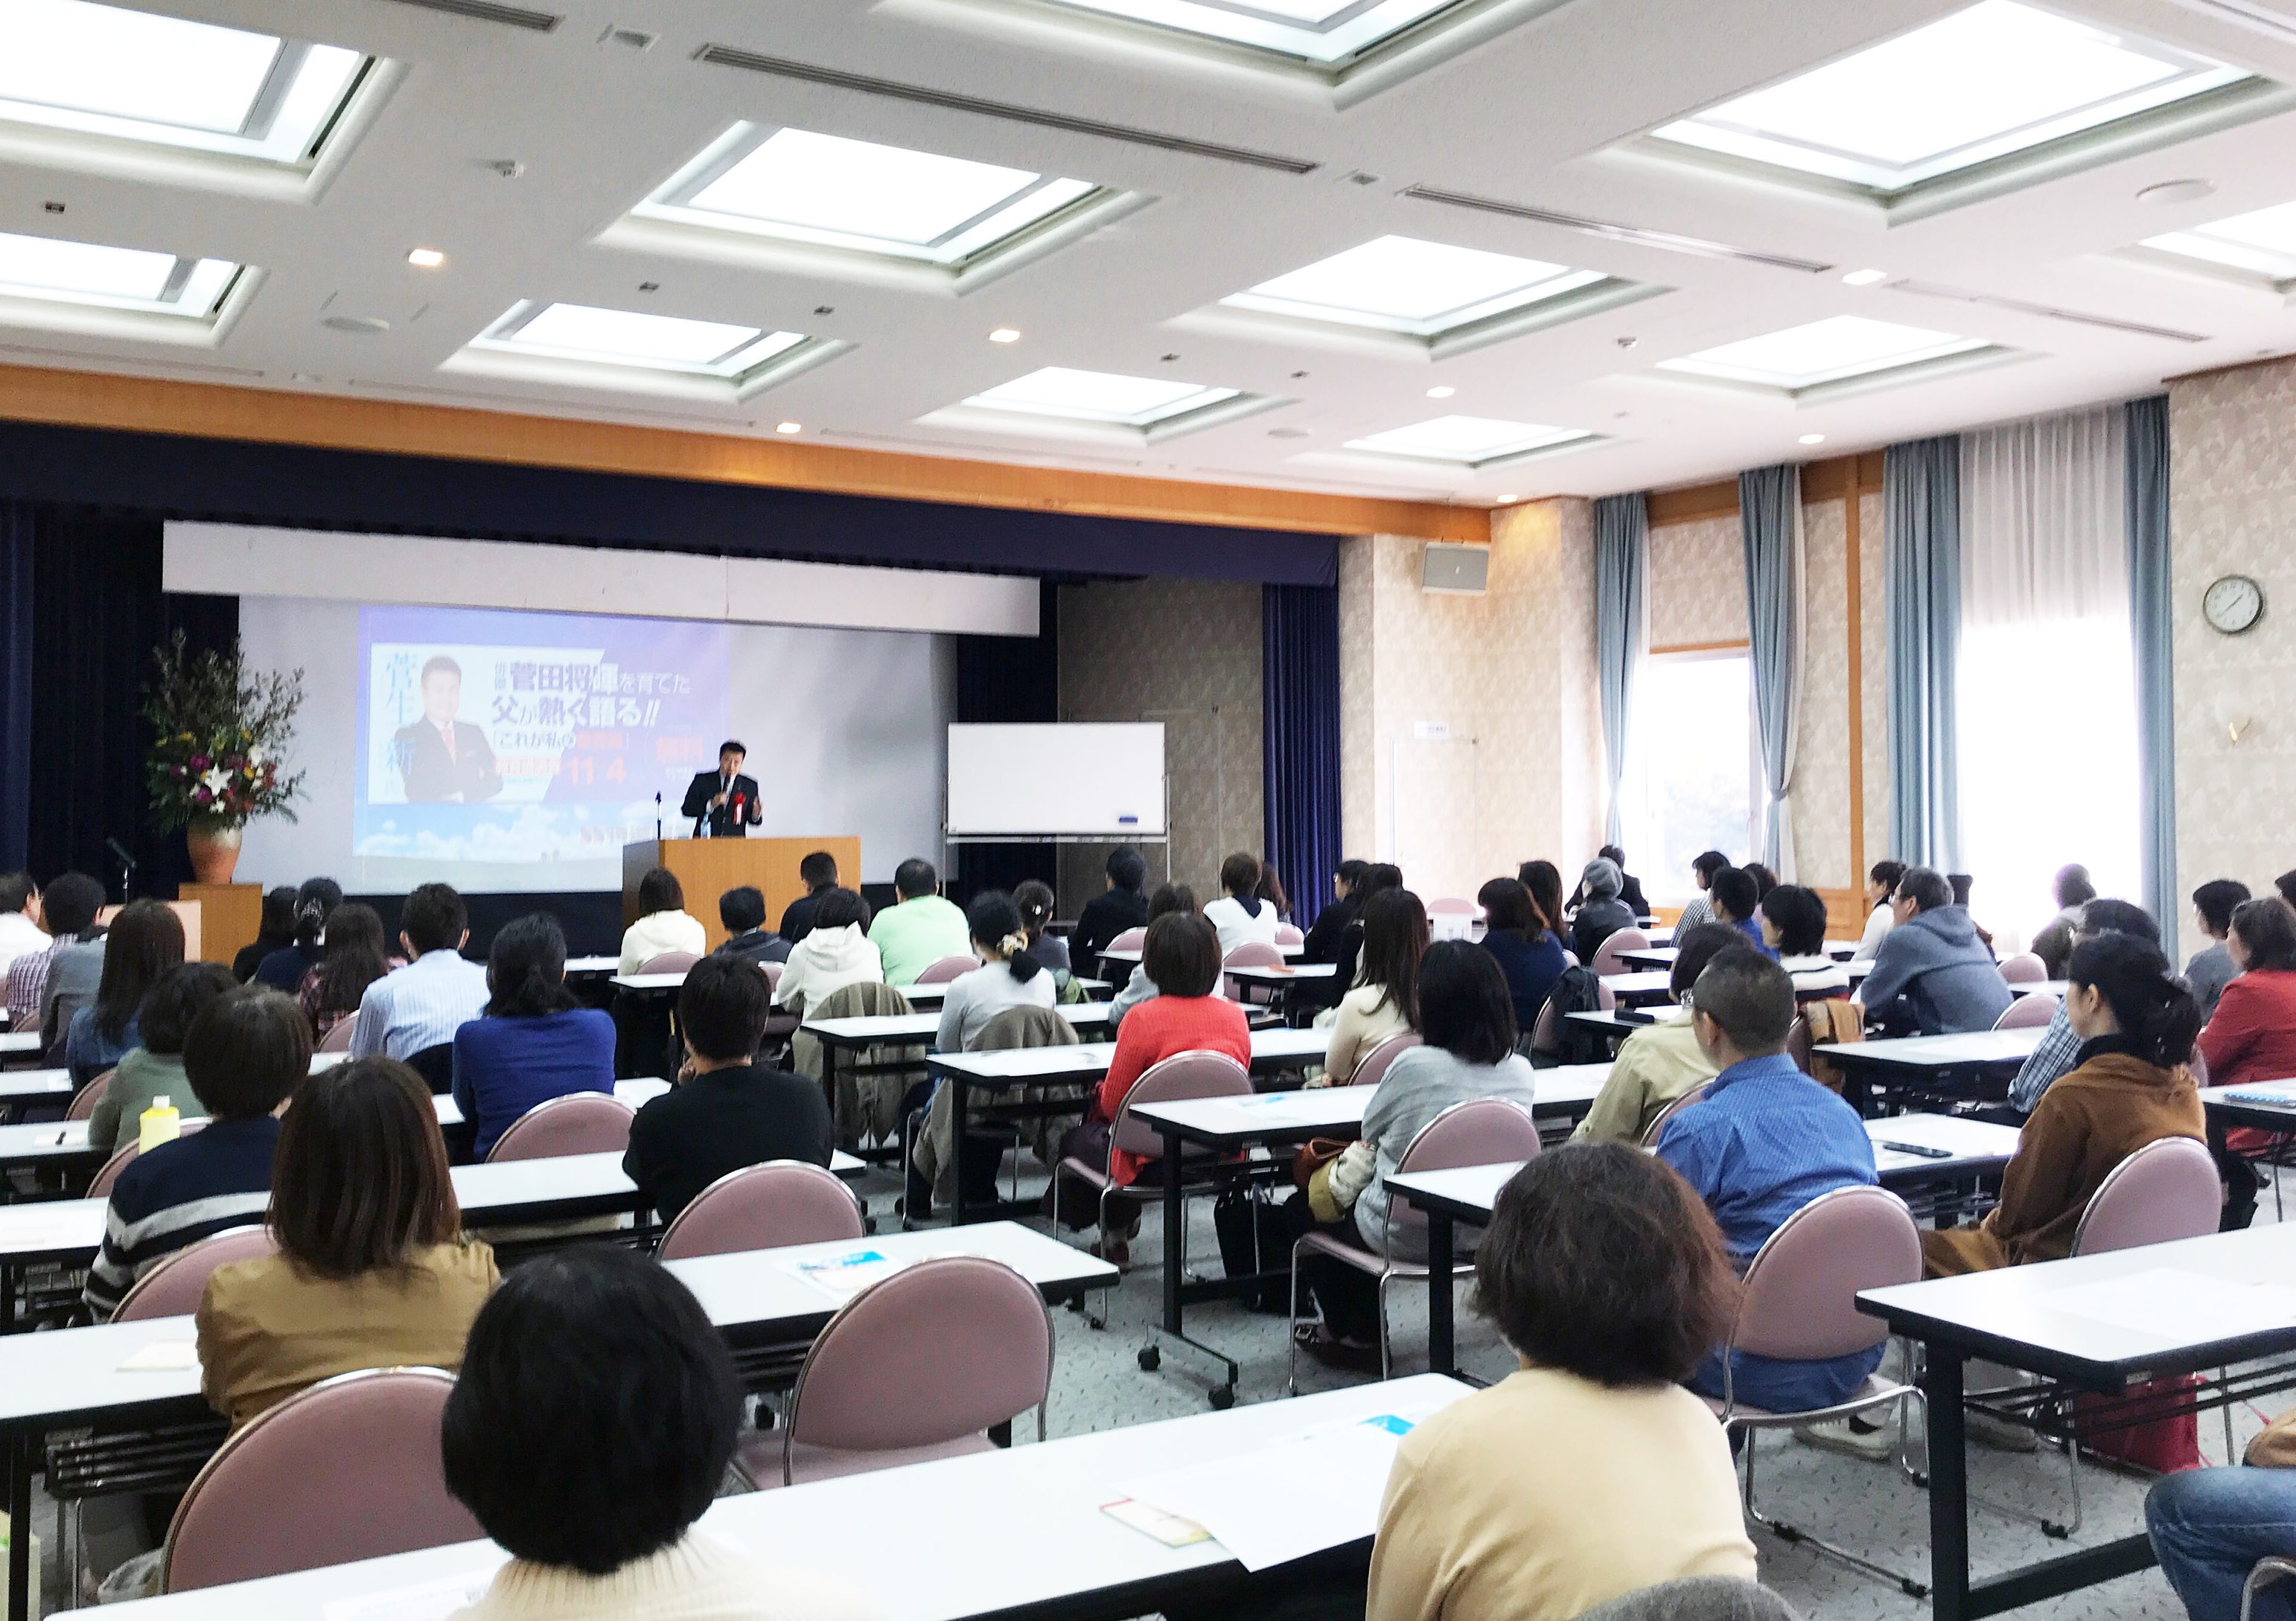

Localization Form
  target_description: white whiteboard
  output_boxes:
[946,723,1167,836]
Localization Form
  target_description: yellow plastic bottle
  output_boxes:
[138,1094,181,1154]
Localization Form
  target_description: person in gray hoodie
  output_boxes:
[1569,857,1638,964]
[1854,866,2014,1037]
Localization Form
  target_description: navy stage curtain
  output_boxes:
[0,504,31,875]
[951,582,1059,902]
[1262,583,1342,930]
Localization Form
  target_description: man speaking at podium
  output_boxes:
[681,740,763,837]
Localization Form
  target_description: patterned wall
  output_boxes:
[1648,514,1748,648]
[1796,497,1854,891]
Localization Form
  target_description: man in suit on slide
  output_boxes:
[392,655,502,804]
[682,740,763,837]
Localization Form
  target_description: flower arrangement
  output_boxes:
[144,632,307,834]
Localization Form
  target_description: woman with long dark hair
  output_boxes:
[1321,887,1428,1085]
[63,898,185,1084]
[1478,876,1566,1040]
[253,877,342,993]
[1517,860,1567,943]
[296,901,392,1040]
[450,913,615,1159]
[934,891,1053,1052]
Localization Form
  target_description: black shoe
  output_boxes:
[1300,1326,1381,1373]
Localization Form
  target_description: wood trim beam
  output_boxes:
[1647,479,1739,527]
[0,361,1487,542]
[1649,638,1750,656]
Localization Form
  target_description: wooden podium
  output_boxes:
[622,837,861,950]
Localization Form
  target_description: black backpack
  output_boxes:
[1542,966,1610,1065]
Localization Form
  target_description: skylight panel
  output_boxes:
[1345,415,1592,465]
[469,302,809,379]
[1222,235,1607,336]
[1650,1,2251,195]
[1658,316,1990,390]
[1025,0,1464,65]
[963,366,1241,426]
[0,229,239,319]
[2141,199,2296,282]
[0,0,371,166]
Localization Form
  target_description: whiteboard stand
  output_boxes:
[943,778,1173,892]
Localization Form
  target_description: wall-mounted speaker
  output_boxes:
[1421,542,1489,595]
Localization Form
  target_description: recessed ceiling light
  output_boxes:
[2137,178,2216,205]
[1,0,371,169]
[775,421,802,434]
[406,247,444,269]
[1494,492,1518,502]
[1841,268,1890,287]
[1650,0,2250,198]
[988,327,1021,343]
[1222,234,1613,341]
[1659,315,1991,391]
[1345,415,1593,467]
[2141,196,2296,281]
[963,365,1240,427]
[0,228,241,320]
[1799,433,1827,445]
[1426,385,1455,398]
[466,300,810,379]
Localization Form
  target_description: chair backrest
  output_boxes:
[165,1367,480,1592]
[1729,1185,1921,1365]
[1349,1031,1422,1089]
[404,1042,456,1094]
[88,1117,210,1198]
[1109,1049,1252,1161]
[1107,927,1147,953]
[2073,1136,2222,1256]
[1638,1082,1710,1149]
[1386,1097,1543,1241]
[1784,1015,1813,1075]
[1529,998,1559,1055]
[1274,923,1304,946]
[637,951,700,975]
[67,1069,112,1122]
[1221,939,1287,1000]
[657,1161,864,1260]
[972,1004,1080,1052]
[760,959,785,991]
[916,954,979,985]
[115,1226,278,1322]
[1998,951,2047,985]
[485,1091,635,1162]
[1589,927,1652,979]
[1426,897,1478,915]
[1994,992,2059,1030]
[316,1014,359,1054]
[785,1256,1053,1482]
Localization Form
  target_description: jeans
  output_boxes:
[2146,1466,2296,1621]
[1691,1343,1883,1415]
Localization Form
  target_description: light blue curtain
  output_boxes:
[2126,395,2177,959]
[1885,436,1962,869]
[1594,493,1648,845]
[1739,465,1803,877]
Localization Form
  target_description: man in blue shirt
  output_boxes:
[1706,868,1775,958]
[1656,947,1880,1415]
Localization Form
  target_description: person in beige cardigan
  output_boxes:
[1313,887,1426,1086]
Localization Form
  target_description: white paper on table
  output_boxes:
[788,1249,914,1298]
[2046,1268,2296,1343]
[1115,1409,1434,1571]
[2223,1081,2296,1104]
[321,1570,496,1621]
[116,1340,198,1372]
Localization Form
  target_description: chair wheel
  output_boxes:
[1138,1346,1161,1371]
[1209,1386,1236,1410]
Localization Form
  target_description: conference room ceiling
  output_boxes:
[5,0,2296,510]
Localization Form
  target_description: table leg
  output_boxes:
[0,1263,13,1335]
[951,1075,972,1226]
[1923,1346,1970,1621]
[1161,1127,1184,1336]
[7,1429,30,1621]
[1426,1205,1455,1378]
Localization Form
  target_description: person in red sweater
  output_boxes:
[1056,912,1249,1264]
[2198,897,2296,1229]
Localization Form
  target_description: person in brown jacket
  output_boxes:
[1922,933,2204,1278]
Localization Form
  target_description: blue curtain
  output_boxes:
[1263,583,1342,930]
[2126,395,2177,958]
[1738,466,1803,875]
[0,504,31,874]
[1885,436,1963,869]
[1593,494,1647,846]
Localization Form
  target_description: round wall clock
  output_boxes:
[2204,574,2265,636]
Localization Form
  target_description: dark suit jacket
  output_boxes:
[1071,888,1150,965]
[393,719,501,803]
[622,1062,835,1223]
[680,770,763,837]
[779,888,829,945]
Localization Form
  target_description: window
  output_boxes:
[1658,316,1998,395]
[0,229,240,320]
[1342,414,1594,467]
[2140,197,2296,288]
[1620,650,1758,897]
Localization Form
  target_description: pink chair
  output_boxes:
[88,1118,209,1198]
[916,955,979,985]
[1348,1032,1422,1089]
[1706,1184,1923,1592]
[1106,927,1147,954]
[1589,927,1652,980]
[164,1367,480,1592]
[1286,1098,1541,1390]
[1222,940,1287,1003]
[1275,923,1304,947]
[637,951,701,975]
[1994,993,2059,1031]
[2073,1136,2222,1256]
[1638,1083,1709,1149]
[1426,898,1477,915]
[657,1161,865,1260]
[66,1070,112,1123]
[115,1227,278,1322]
[744,1256,1054,1489]
[760,960,785,991]
[485,1092,635,1162]
[1998,952,2047,985]
[317,1014,359,1054]
[1785,1015,1813,1077]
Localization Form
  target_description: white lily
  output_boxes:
[201,767,230,796]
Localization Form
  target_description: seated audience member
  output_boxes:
[1517,860,1567,943]
[83,987,310,1319]
[1013,880,1071,976]
[441,1248,871,1621]
[1320,888,1427,1086]
[1366,1145,1757,1621]
[1672,851,1731,934]
[1302,860,1371,966]
[2030,863,2098,980]
[1569,845,1651,918]
[1948,872,1997,951]
[452,913,615,1160]
[770,889,881,1018]
[1071,846,1152,966]
[2149,1407,2296,1621]
[197,1055,497,1428]
[232,886,298,983]
[1851,860,1907,962]
[1257,861,1291,921]
[1655,949,1881,1413]
[1298,942,1539,1369]
[350,882,489,1068]
[1059,913,1249,1262]
[253,877,342,993]
[89,962,235,1154]
[1744,864,1779,901]
[2186,878,2253,1023]
[935,892,1056,1051]
[1760,885,1846,993]
[8,870,101,1032]
[1202,851,1281,954]
[866,859,972,985]
[296,901,392,1041]
[1104,883,1194,1035]
[1855,867,2014,1036]
[777,851,840,945]
[1478,877,1568,1040]
[2279,869,2296,915]
[0,872,44,979]
[64,898,185,1084]
[1302,861,1404,1015]
[1925,934,2203,1278]
[712,886,790,966]
[2006,899,2160,1118]
[1572,925,1736,1147]
[1706,868,1767,956]
[1570,857,1637,963]
[2198,897,2296,1089]
[623,956,835,1224]
[619,866,707,976]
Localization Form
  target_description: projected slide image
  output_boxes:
[357,606,729,869]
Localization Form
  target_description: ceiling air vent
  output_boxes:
[382,0,561,32]
[1889,281,2208,342]
[1399,185,1831,274]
